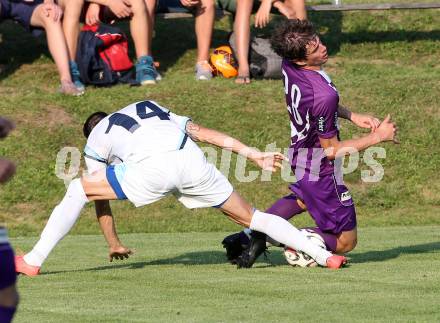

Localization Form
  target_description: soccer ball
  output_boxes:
[209,46,238,78]
[283,229,327,268]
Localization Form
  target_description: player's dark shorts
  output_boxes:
[289,173,357,235]
[0,235,16,290]
[0,0,44,34]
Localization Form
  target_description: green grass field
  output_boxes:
[12,227,440,323]
[1,1,440,322]
[1,5,440,234]
[0,2,439,235]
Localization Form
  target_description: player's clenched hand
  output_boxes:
[109,245,133,262]
[375,114,398,143]
[251,152,287,172]
[351,113,380,132]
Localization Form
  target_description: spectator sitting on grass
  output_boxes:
[217,0,306,84]
[84,0,160,85]
[0,0,83,95]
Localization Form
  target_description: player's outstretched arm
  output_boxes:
[338,105,380,132]
[95,200,133,262]
[186,121,286,171]
[320,114,398,160]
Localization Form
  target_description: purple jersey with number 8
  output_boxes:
[282,59,340,180]
[281,59,356,234]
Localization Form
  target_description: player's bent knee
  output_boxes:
[337,238,357,253]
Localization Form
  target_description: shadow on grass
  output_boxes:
[0,21,48,82]
[40,241,440,275]
[41,250,229,275]
[349,241,440,264]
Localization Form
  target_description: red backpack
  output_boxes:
[77,24,138,86]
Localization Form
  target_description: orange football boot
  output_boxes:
[15,255,40,276]
[326,255,347,269]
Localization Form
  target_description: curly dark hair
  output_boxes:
[83,111,108,138]
[271,19,317,62]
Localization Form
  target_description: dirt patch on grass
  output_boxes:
[425,105,440,118]
[45,105,74,127]
[18,105,75,130]
[0,202,43,224]
[422,182,440,204]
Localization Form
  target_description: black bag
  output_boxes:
[76,24,138,86]
[229,32,282,79]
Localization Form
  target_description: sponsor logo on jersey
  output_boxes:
[318,116,325,132]
[341,191,352,202]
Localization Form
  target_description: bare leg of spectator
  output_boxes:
[30,4,82,95]
[127,0,159,84]
[144,0,156,55]
[129,0,151,57]
[194,0,214,63]
[274,0,306,20]
[58,0,83,60]
[57,0,85,91]
[193,0,214,80]
[234,0,253,84]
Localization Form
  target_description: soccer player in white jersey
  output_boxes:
[16,100,346,275]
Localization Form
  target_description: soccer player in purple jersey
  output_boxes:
[0,117,18,323]
[228,19,398,267]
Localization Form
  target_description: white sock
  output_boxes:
[244,227,280,247]
[243,228,252,239]
[24,179,88,267]
[249,210,332,266]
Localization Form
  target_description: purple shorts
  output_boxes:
[289,173,357,235]
[0,0,44,35]
[0,243,16,290]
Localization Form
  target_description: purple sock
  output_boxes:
[307,227,338,252]
[266,194,305,220]
[0,305,16,323]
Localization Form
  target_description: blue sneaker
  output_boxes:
[136,55,157,85]
[69,61,85,93]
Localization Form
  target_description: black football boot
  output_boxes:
[222,232,245,264]
[235,231,267,269]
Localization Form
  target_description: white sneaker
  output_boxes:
[195,61,213,81]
